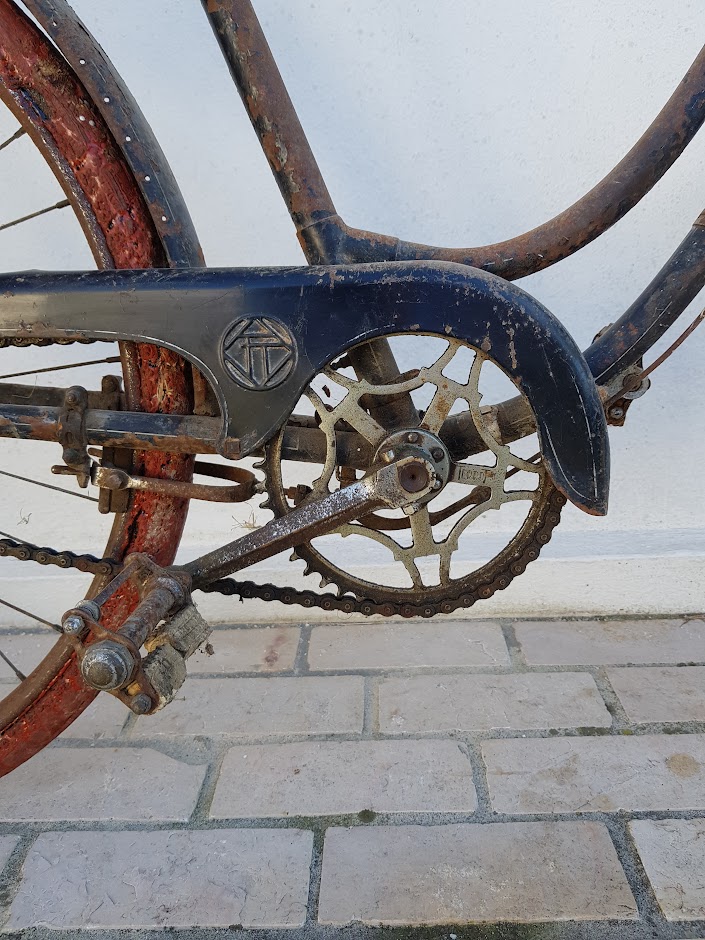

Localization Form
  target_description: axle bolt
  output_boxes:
[130,693,153,715]
[80,641,135,691]
[62,615,85,636]
[398,460,430,494]
[431,447,445,462]
[406,431,420,444]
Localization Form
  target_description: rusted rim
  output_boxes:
[0,0,193,775]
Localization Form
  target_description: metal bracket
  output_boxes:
[55,385,90,487]
[61,553,210,715]
[92,459,259,513]
[602,364,651,427]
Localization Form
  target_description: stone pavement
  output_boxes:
[0,615,704,939]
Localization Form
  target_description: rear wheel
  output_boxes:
[0,0,195,775]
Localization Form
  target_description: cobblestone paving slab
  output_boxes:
[189,626,300,674]
[484,734,705,813]
[607,666,705,723]
[514,618,705,664]
[308,620,509,670]
[317,821,637,925]
[57,693,129,739]
[0,748,206,822]
[5,829,313,930]
[130,676,364,737]
[379,672,610,733]
[210,740,476,818]
[2,615,705,938]
[630,819,705,921]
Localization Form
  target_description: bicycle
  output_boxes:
[0,0,703,776]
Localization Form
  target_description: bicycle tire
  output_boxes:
[0,0,197,775]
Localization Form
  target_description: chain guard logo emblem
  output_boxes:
[221,316,297,390]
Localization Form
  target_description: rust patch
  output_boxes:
[263,631,288,668]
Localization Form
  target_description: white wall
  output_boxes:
[2,1,705,624]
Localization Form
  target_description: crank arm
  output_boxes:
[184,454,439,587]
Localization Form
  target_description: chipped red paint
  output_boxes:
[0,0,193,775]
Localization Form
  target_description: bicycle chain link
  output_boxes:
[0,536,118,577]
[200,487,566,618]
[0,337,99,348]
[0,333,566,619]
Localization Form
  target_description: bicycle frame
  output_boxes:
[0,0,701,738]
[19,0,705,440]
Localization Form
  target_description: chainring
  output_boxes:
[260,335,565,615]
[0,335,565,620]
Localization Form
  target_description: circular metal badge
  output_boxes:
[221,316,297,390]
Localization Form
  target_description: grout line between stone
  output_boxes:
[500,618,527,671]
[603,815,667,931]
[361,676,378,738]
[304,828,326,927]
[175,659,705,680]
[189,744,230,824]
[460,738,492,818]
[293,622,313,675]
[2,808,705,841]
[0,831,37,929]
[593,666,630,730]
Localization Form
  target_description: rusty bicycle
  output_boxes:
[0,1,703,775]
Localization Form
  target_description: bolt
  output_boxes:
[76,599,100,621]
[130,693,153,715]
[431,447,445,462]
[101,375,121,393]
[80,641,135,691]
[381,449,396,464]
[62,615,85,636]
[406,431,420,444]
[65,389,79,406]
[609,405,624,420]
[103,469,125,489]
[432,478,443,490]
[398,460,430,493]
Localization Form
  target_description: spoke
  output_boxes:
[0,597,61,632]
[409,507,437,558]
[0,469,98,502]
[0,127,26,152]
[421,383,458,434]
[0,198,70,233]
[0,355,120,381]
[0,648,26,681]
[0,529,29,541]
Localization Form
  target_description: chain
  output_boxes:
[0,535,118,577]
[0,487,565,619]
[201,487,566,618]
[0,337,99,348]
[0,327,567,619]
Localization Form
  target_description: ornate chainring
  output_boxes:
[261,335,564,615]
[0,334,565,619]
